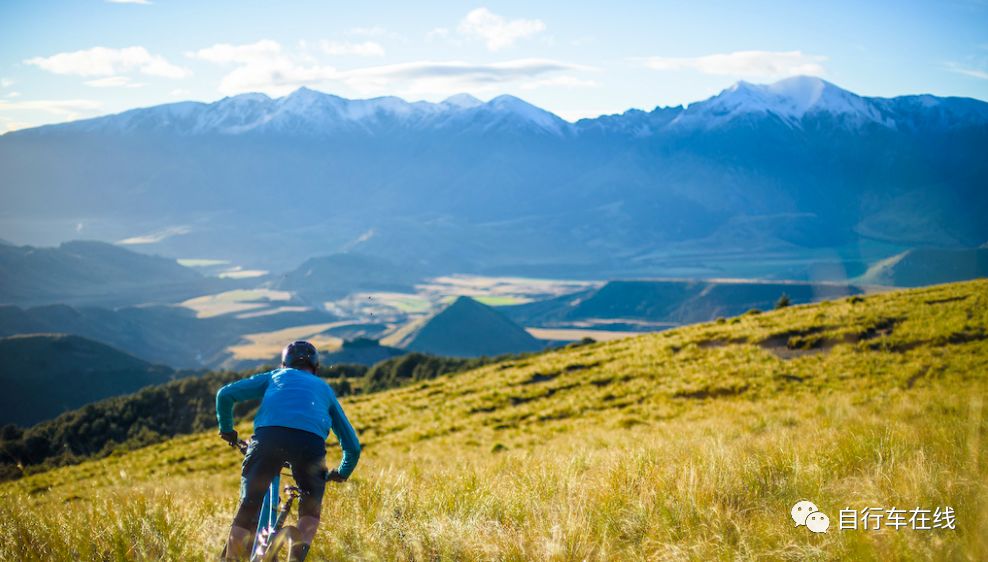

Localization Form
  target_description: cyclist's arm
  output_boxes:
[328,392,361,478]
[215,373,272,432]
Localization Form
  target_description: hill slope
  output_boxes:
[386,296,545,357]
[322,337,406,366]
[502,278,864,327]
[275,253,422,301]
[0,303,333,368]
[1,280,986,560]
[858,246,988,287]
[0,334,175,425]
[0,240,222,307]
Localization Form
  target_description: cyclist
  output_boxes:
[216,340,361,562]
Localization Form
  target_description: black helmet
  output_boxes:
[281,340,320,370]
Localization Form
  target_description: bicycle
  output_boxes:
[219,439,307,562]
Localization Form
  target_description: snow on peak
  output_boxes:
[442,93,484,108]
[485,94,566,132]
[681,75,890,128]
[224,92,271,104]
[278,87,337,111]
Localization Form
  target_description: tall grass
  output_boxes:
[1,281,986,561]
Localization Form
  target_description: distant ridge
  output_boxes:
[502,279,864,326]
[0,302,334,369]
[858,247,988,287]
[2,77,986,275]
[322,337,406,366]
[276,253,421,300]
[0,333,176,426]
[0,240,219,307]
[385,296,544,358]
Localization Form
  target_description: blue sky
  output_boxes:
[1,0,986,132]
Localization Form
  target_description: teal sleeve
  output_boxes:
[215,373,271,433]
[328,394,361,478]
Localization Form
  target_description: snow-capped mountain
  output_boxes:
[671,76,892,129]
[21,76,987,139]
[1,77,986,276]
[583,76,988,135]
[42,86,570,137]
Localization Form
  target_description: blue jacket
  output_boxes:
[215,368,361,478]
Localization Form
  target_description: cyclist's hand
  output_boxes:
[219,430,239,447]
[325,468,347,482]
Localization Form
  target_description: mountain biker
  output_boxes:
[216,340,361,562]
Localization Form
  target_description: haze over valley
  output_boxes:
[1,77,985,388]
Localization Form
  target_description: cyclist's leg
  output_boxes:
[287,434,328,562]
[227,435,286,559]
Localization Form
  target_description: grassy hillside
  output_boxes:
[0,280,985,561]
[0,352,509,480]
[0,334,175,426]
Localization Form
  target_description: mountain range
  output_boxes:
[501,279,863,327]
[275,252,422,303]
[0,333,176,426]
[857,246,988,287]
[0,240,225,307]
[0,302,332,368]
[1,76,986,277]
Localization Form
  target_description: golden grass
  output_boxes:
[2,280,986,561]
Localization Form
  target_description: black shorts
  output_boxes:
[232,425,327,530]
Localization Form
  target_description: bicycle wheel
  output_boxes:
[259,525,301,562]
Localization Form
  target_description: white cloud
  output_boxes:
[518,75,598,90]
[0,98,102,121]
[340,58,593,96]
[426,27,451,42]
[319,40,385,57]
[190,39,592,98]
[457,8,545,51]
[0,79,17,99]
[187,40,282,64]
[84,76,144,88]
[106,0,151,4]
[189,40,336,96]
[169,88,191,97]
[945,61,988,80]
[0,116,31,134]
[25,46,190,78]
[639,50,827,79]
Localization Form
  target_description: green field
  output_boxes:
[1,280,986,561]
